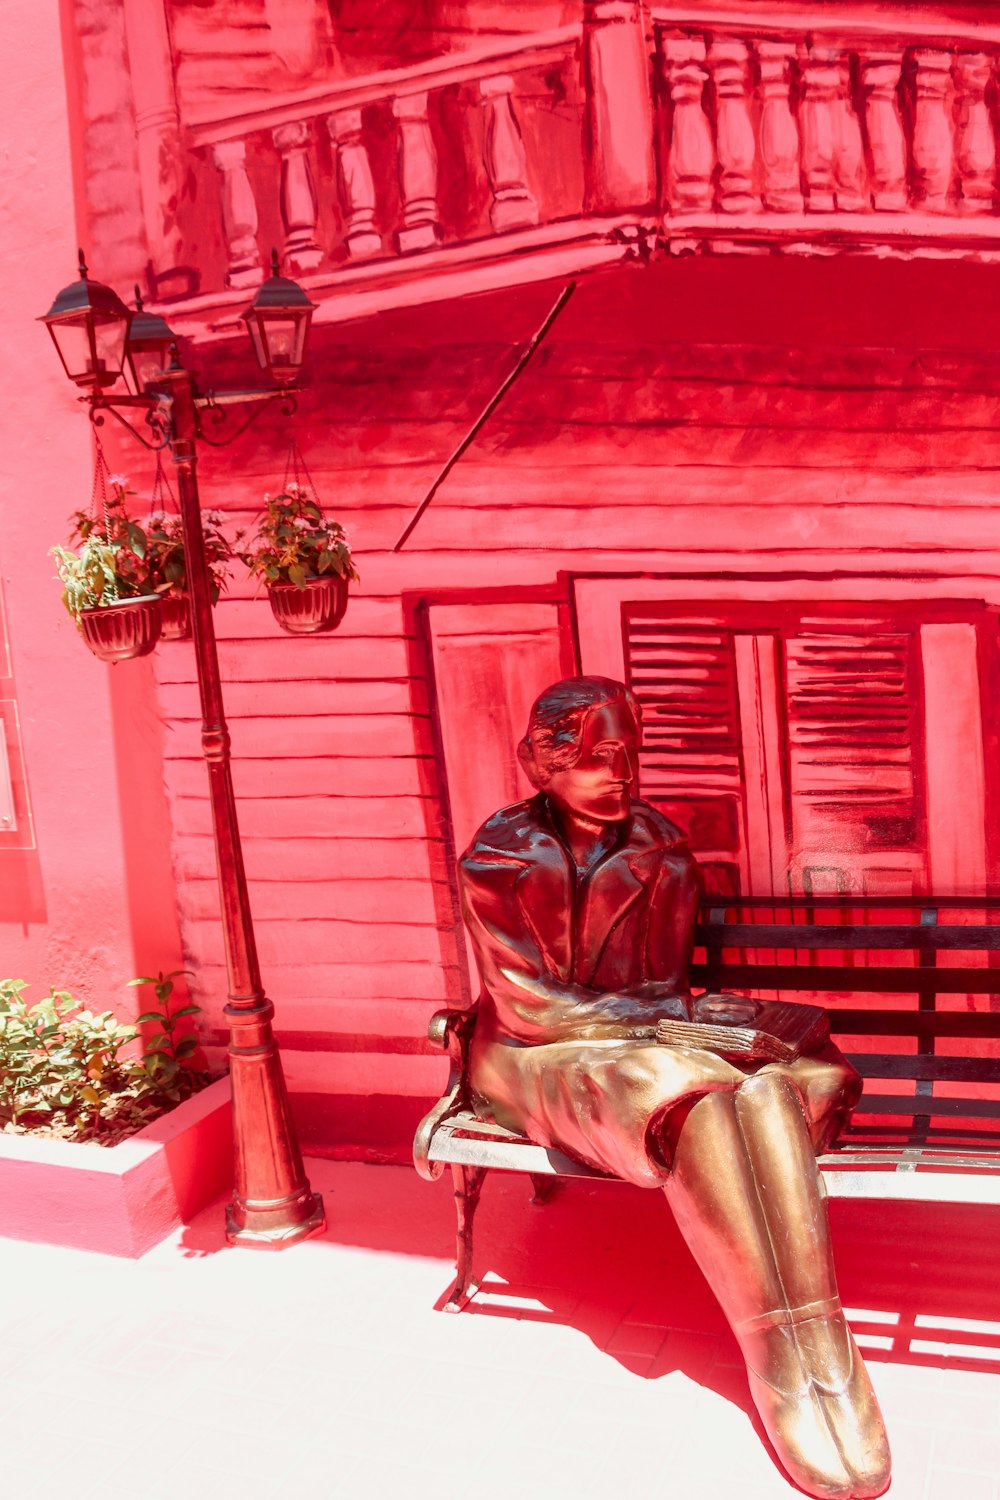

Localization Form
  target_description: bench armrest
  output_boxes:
[428,1007,476,1060]
[413,1008,478,1181]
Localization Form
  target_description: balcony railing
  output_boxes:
[652,5,1000,251]
[137,5,1000,334]
[190,28,582,292]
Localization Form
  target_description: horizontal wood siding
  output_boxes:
[134,260,1000,1155]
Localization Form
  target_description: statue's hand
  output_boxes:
[620,983,692,1023]
[693,993,761,1026]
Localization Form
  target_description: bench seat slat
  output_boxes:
[820,1168,1000,1205]
[696,923,1000,950]
[821,1149,1000,1171]
[429,1126,609,1178]
[426,1113,1000,1200]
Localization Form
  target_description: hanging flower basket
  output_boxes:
[267,574,348,635]
[79,595,163,663]
[239,479,358,638]
[159,593,192,641]
[145,506,233,640]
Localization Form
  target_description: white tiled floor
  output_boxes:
[1,1158,998,1500]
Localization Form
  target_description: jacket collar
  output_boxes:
[512,796,673,984]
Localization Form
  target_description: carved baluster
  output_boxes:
[582,0,655,211]
[798,47,837,210]
[663,36,714,213]
[911,50,955,212]
[861,53,907,210]
[326,108,382,259]
[953,53,996,213]
[479,75,539,232]
[211,140,263,287]
[833,56,866,210]
[272,121,322,273]
[392,92,442,253]
[708,39,758,212]
[756,41,803,212]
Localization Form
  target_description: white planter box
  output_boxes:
[0,1075,232,1257]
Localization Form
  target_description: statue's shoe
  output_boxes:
[741,1316,891,1500]
[805,1317,891,1500]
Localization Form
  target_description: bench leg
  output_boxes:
[529,1173,562,1206]
[444,1163,487,1313]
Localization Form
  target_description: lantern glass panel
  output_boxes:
[245,315,268,371]
[127,346,170,394]
[92,311,128,383]
[262,316,302,374]
[48,315,93,384]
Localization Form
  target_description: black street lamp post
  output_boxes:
[40,250,325,1248]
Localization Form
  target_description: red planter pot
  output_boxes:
[79,596,163,663]
[267,575,349,635]
[159,594,192,641]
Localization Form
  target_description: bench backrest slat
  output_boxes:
[695,922,1000,950]
[690,962,1000,996]
[693,896,1000,1148]
[850,1055,1000,1084]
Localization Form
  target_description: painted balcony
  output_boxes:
[135,3,1000,338]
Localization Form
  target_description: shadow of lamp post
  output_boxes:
[40,249,325,1249]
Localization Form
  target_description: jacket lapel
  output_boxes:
[508,800,674,986]
[575,849,647,985]
[514,820,574,981]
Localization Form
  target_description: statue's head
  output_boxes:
[518,676,641,824]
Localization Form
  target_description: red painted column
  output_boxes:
[583,0,655,212]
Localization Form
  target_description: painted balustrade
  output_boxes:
[652,12,1000,223]
[167,8,1000,312]
[196,31,579,290]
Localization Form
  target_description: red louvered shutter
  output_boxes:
[784,621,925,897]
[624,611,745,893]
[622,606,929,898]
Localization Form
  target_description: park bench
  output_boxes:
[414,896,1000,1310]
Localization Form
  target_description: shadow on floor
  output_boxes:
[176,1156,1000,1385]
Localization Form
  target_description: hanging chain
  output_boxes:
[149,448,177,522]
[91,438,120,603]
[282,433,322,503]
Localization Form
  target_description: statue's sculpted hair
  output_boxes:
[517,676,641,789]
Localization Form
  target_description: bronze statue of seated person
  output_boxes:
[459,676,891,1500]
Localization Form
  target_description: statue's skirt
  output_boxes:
[469,1037,861,1189]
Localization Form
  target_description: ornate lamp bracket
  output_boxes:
[86,392,173,451]
[193,388,299,448]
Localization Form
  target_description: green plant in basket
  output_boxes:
[239,482,358,590]
[52,475,153,621]
[144,510,234,606]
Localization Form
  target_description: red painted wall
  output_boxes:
[26,1,1000,1157]
[0,0,185,1015]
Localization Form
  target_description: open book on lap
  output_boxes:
[656,995,831,1064]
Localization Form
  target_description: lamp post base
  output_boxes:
[225,1190,326,1249]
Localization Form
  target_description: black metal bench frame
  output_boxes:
[414,896,1000,1311]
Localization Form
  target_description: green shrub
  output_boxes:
[0,971,211,1143]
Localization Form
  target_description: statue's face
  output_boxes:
[546,699,640,824]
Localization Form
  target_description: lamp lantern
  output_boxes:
[240,249,316,386]
[125,286,178,394]
[39,250,132,391]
